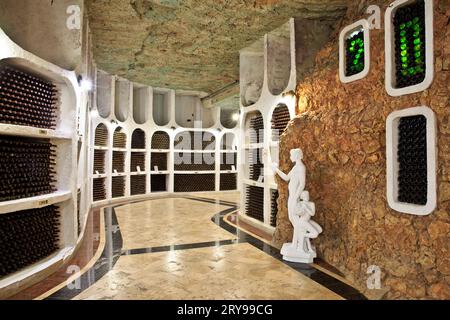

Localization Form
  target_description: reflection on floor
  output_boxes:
[75,243,341,300]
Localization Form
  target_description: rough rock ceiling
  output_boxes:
[87,0,349,93]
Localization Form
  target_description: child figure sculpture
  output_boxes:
[271,148,322,263]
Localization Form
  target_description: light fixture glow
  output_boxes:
[232,113,239,121]
[80,79,93,92]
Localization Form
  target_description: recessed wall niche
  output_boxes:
[133,84,149,124]
[240,38,264,107]
[385,0,433,96]
[220,107,239,129]
[114,78,131,122]
[96,70,113,118]
[339,19,370,83]
[153,89,170,126]
[386,106,436,216]
[131,129,146,149]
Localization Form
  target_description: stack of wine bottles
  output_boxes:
[345,30,365,77]
[151,131,170,149]
[151,153,168,171]
[0,136,56,202]
[131,129,146,149]
[92,178,106,202]
[249,114,264,144]
[0,205,60,277]
[220,174,237,191]
[151,175,167,192]
[248,148,264,181]
[0,66,58,129]
[131,175,146,196]
[397,115,428,205]
[131,152,146,172]
[174,174,215,192]
[270,190,279,227]
[94,124,108,147]
[221,153,236,171]
[93,150,106,174]
[174,152,215,171]
[113,129,126,148]
[245,185,264,222]
[271,105,290,141]
[112,151,125,173]
[111,176,125,198]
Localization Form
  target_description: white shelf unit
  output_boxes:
[90,70,240,204]
[0,27,79,288]
[239,18,297,231]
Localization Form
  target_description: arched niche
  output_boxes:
[151,131,170,150]
[115,79,130,122]
[96,70,112,118]
[153,89,170,126]
[131,129,146,149]
[220,106,239,129]
[133,85,149,124]
[240,38,264,107]
[267,21,292,96]
[174,131,215,150]
[270,103,291,142]
[113,127,127,148]
[94,123,109,147]
[175,95,215,128]
[244,111,264,145]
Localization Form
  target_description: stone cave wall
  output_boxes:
[273,0,449,299]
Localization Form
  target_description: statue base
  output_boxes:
[281,242,316,264]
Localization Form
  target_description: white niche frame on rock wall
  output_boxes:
[386,106,437,216]
[385,0,434,96]
[339,19,371,83]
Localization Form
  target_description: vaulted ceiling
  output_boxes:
[86,0,349,93]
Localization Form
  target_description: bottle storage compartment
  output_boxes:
[94,123,108,147]
[130,175,146,196]
[130,152,145,172]
[151,153,167,171]
[151,131,170,150]
[0,205,60,278]
[151,174,167,192]
[131,129,146,149]
[267,21,292,96]
[111,176,125,198]
[0,66,59,129]
[270,189,279,227]
[153,90,170,126]
[220,173,237,191]
[221,132,237,150]
[114,79,130,122]
[271,103,291,142]
[92,178,106,202]
[96,70,112,118]
[112,151,125,173]
[221,152,236,171]
[113,127,127,148]
[133,85,149,125]
[240,39,264,107]
[244,111,264,145]
[220,107,239,129]
[385,0,433,96]
[175,131,216,150]
[248,148,264,181]
[174,174,215,192]
[0,136,56,202]
[174,152,215,171]
[93,150,106,174]
[245,185,264,223]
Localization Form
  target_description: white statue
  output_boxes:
[271,148,322,263]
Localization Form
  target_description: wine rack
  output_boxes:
[393,0,426,88]
[0,136,56,202]
[175,131,216,150]
[271,104,290,141]
[0,205,60,277]
[151,131,170,149]
[248,148,264,181]
[113,127,126,148]
[345,30,365,77]
[220,173,237,191]
[397,115,427,205]
[92,178,106,202]
[174,174,215,192]
[94,123,108,147]
[151,174,167,192]
[130,175,146,196]
[174,152,215,171]
[270,189,279,227]
[245,185,264,222]
[112,151,125,173]
[111,176,125,198]
[93,150,106,174]
[249,114,264,144]
[131,129,146,149]
[0,66,59,129]
[131,152,146,172]
[221,153,237,171]
[151,153,167,171]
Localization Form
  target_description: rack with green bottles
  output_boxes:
[345,30,365,76]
